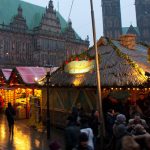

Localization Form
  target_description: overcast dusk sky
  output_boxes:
[23,0,136,45]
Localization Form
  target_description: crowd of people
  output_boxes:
[64,104,99,150]
[62,92,150,150]
[103,92,150,150]
[4,92,150,150]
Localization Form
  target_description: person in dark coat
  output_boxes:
[5,102,16,137]
[113,114,129,150]
[103,95,122,137]
[136,93,146,115]
[71,106,78,124]
[65,115,80,150]
[89,110,100,149]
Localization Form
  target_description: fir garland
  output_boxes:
[65,53,95,64]
[107,39,146,78]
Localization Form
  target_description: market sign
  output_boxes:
[64,60,95,74]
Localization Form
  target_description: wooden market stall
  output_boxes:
[5,66,58,126]
[39,36,150,127]
[0,69,12,86]
[0,69,12,110]
[6,67,48,119]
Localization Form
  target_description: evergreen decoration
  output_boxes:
[107,39,146,78]
[64,53,95,65]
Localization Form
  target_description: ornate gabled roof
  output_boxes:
[9,5,28,30]
[0,0,63,30]
[0,0,81,39]
[41,37,149,87]
[63,20,76,40]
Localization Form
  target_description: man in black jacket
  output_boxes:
[65,116,80,150]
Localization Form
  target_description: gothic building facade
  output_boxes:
[101,0,122,39]
[0,0,89,68]
[135,0,150,43]
[102,0,150,43]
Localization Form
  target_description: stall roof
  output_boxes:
[112,41,150,73]
[1,69,12,81]
[9,67,58,85]
[41,37,149,87]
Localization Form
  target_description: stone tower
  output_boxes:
[102,0,122,39]
[135,0,150,43]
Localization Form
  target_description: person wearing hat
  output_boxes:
[113,114,130,150]
[72,132,93,150]
[113,114,128,138]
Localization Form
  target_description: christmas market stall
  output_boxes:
[7,67,48,120]
[38,35,150,127]
[0,69,12,111]
[0,69,12,86]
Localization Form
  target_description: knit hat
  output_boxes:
[116,114,126,124]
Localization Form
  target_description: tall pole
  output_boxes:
[90,0,105,145]
[46,72,50,139]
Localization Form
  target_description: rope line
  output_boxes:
[68,0,75,20]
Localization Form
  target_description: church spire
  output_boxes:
[68,19,72,28]
[48,0,54,9]
[18,5,23,17]
[102,0,122,39]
